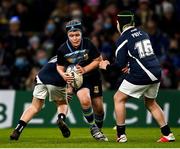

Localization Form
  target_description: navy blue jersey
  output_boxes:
[37,56,66,87]
[57,38,101,79]
[115,26,161,85]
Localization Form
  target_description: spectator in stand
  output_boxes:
[103,1,119,27]
[117,0,137,11]
[28,35,41,57]
[0,37,13,68]
[0,10,9,36]
[50,0,68,23]
[145,16,169,64]
[0,0,16,18]
[135,0,154,27]
[0,38,12,89]
[167,35,180,89]
[14,1,32,32]
[41,18,66,57]
[159,1,178,37]
[4,16,28,60]
[12,49,32,89]
[34,49,48,68]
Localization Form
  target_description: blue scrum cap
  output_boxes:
[66,19,82,32]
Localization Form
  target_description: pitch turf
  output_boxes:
[1,128,179,148]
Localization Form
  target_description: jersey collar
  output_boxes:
[121,26,135,35]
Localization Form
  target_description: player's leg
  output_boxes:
[90,79,108,141]
[77,88,94,125]
[54,100,70,138]
[92,96,108,141]
[144,83,175,142]
[77,88,107,141]
[144,98,168,127]
[91,96,104,129]
[48,85,70,138]
[10,97,44,140]
[115,79,146,142]
[10,84,47,140]
[144,97,175,142]
[90,80,104,129]
[114,90,128,143]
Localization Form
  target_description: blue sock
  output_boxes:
[95,114,104,129]
[82,107,95,125]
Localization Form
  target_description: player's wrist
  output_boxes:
[83,67,87,74]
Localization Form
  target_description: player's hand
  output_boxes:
[122,66,129,74]
[62,73,74,83]
[99,60,110,70]
[76,64,86,74]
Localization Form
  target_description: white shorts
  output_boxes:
[33,84,67,102]
[119,79,160,99]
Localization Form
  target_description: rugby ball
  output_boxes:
[66,65,83,89]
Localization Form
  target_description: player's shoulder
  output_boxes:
[133,27,149,38]
[123,27,139,37]
[48,55,57,63]
[115,34,127,47]
[83,37,96,48]
[57,41,67,52]
[137,27,148,34]
[125,27,149,40]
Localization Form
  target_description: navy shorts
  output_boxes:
[76,77,102,98]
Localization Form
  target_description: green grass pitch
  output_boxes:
[1,128,180,148]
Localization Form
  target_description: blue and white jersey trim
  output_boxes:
[36,75,43,84]
[128,51,158,81]
[48,55,57,63]
[115,40,128,57]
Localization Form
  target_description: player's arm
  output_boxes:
[76,39,101,74]
[56,64,65,78]
[100,39,128,72]
[99,57,127,72]
[56,48,74,83]
[56,65,74,83]
[76,56,100,74]
[99,60,122,71]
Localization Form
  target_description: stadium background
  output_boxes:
[0,0,180,144]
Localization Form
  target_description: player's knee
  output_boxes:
[80,97,91,107]
[144,98,156,110]
[113,93,126,103]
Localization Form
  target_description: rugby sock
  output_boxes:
[82,107,95,125]
[161,124,171,136]
[58,113,66,122]
[95,114,104,129]
[117,124,126,137]
[15,120,27,134]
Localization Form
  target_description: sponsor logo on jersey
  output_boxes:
[64,49,88,64]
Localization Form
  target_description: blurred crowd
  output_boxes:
[0,0,180,90]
